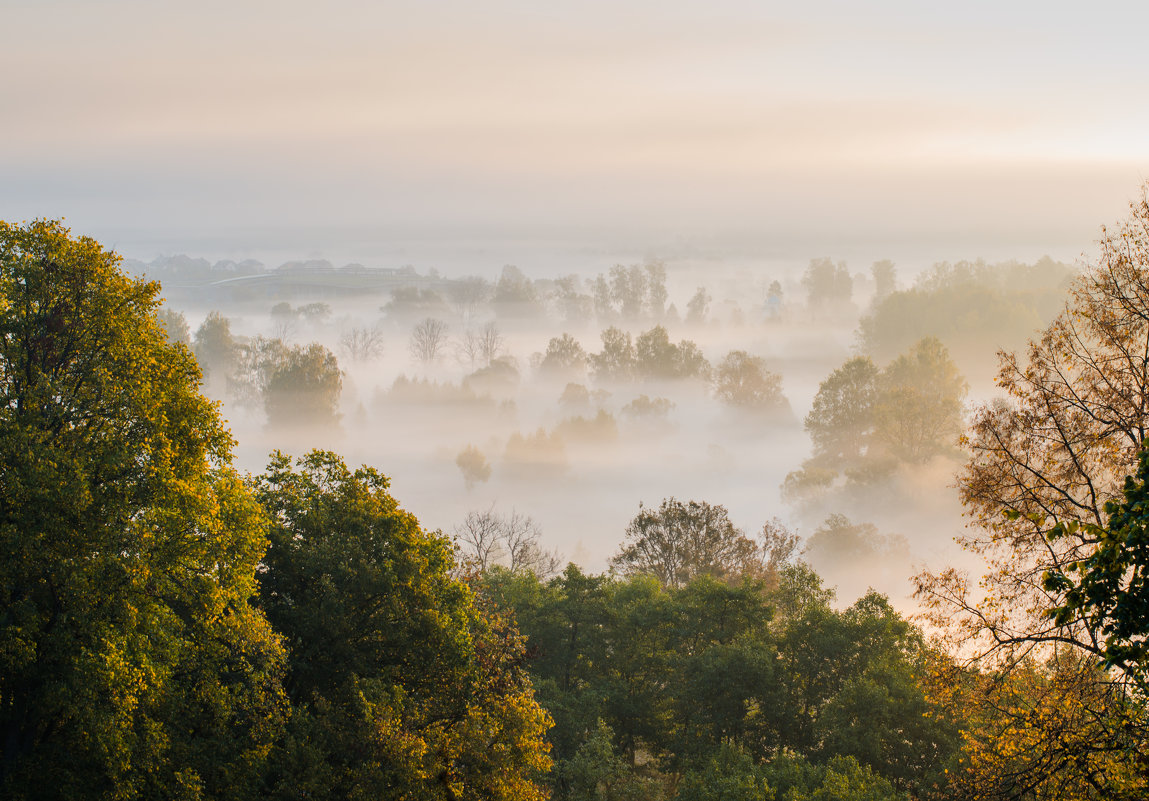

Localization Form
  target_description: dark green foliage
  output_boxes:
[483,564,959,801]
[252,451,552,800]
[1044,447,1149,684]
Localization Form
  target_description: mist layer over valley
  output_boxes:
[139,246,1076,608]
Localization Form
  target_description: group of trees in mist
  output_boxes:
[782,336,968,507]
[6,183,1149,801]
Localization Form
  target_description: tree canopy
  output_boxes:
[0,220,285,798]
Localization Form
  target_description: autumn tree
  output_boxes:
[685,286,711,325]
[157,306,190,344]
[590,326,636,382]
[915,187,1149,795]
[870,259,896,303]
[0,220,286,798]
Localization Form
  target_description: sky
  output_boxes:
[3,0,1148,265]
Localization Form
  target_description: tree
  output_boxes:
[871,259,896,303]
[456,507,562,577]
[634,326,710,381]
[0,220,286,798]
[645,260,669,321]
[609,264,647,320]
[157,306,190,344]
[1042,446,1149,685]
[872,336,966,462]
[541,333,588,377]
[253,451,552,800]
[804,357,879,464]
[446,275,492,323]
[610,499,763,588]
[410,317,449,364]
[713,350,788,414]
[477,320,506,367]
[193,309,239,384]
[802,258,852,308]
[264,342,342,429]
[456,444,492,490]
[915,187,1149,794]
[685,287,711,325]
[338,323,385,362]
[590,327,636,382]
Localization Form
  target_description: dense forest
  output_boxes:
[2,193,1148,800]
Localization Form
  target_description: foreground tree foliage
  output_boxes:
[916,189,1149,796]
[0,221,286,798]
[252,451,552,800]
[483,565,959,801]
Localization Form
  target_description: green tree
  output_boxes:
[804,357,879,465]
[610,498,763,589]
[0,220,286,798]
[1043,446,1149,686]
[264,342,342,429]
[193,309,240,386]
[253,451,552,801]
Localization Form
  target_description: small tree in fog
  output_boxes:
[540,333,588,376]
[455,506,561,577]
[590,327,636,382]
[455,444,492,490]
[611,498,763,589]
[805,356,880,465]
[645,260,668,320]
[157,308,190,344]
[409,317,448,364]
[871,259,897,303]
[713,350,788,413]
[264,342,343,429]
[446,275,492,323]
[477,321,505,367]
[685,287,711,325]
[339,324,385,362]
[803,257,852,308]
[193,310,240,383]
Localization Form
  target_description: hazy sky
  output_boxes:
[4,0,1148,262]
